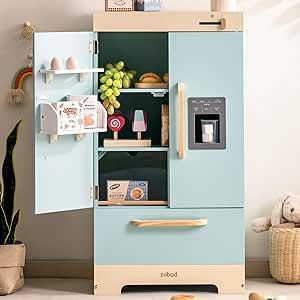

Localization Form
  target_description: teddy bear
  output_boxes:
[252,193,300,233]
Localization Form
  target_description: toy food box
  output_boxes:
[53,101,84,131]
[68,95,98,129]
[107,180,148,201]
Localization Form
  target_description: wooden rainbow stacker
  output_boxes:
[33,12,244,295]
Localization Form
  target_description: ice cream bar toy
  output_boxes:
[132,110,147,140]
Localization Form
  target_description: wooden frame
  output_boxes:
[24,259,269,279]
[94,265,245,295]
[94,12,243,32]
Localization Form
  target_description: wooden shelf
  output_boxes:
[120,88,168,98]
[98,147,169,152]
[98,200,168,206]
[40,68,104,83]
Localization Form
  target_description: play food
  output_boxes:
[99,60,136,115]
[249,293,265,300]
[50,57,64,70]
[66,56,79,69]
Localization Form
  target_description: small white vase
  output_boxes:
[211,0,237,11]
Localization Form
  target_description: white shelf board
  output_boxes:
[40,68,104,83]
[98,147,169,152]
[120,88,168,97]
[42,128,107,136]
[40,68,104,75]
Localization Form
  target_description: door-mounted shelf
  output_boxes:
[40,68,104,84]
[120,88,168,98]
[40,102,107,144]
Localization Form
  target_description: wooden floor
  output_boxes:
[7,278,299,299]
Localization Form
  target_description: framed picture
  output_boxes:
[105,0,134,11]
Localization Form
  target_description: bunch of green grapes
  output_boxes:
[99,61,137,115]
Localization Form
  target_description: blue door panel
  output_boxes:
[168,32,244,208]
[94,207,244,265]
[34,32,95,214]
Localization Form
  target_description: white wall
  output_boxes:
[0,0,299,261]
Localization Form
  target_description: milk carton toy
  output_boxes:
[68,95,98,129]
[54,101,84,131]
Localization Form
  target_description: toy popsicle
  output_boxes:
[132,110,147,140]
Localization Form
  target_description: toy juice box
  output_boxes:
[68,95,98,129]
[107,180,148,201]
[53,101,84,131]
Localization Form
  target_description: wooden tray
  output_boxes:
[135,82,168,89]
[103,138,151,147]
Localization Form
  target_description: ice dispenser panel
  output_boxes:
[188,97,226,149]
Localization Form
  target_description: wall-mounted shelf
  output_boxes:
[98,200,168,206]
[120,88,168,98]
[40,68,104,84]
[40,102,107,144]
[98,147,169,152]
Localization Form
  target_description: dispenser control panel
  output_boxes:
[188,97,226,150]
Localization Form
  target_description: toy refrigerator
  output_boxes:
[33,12,244,295]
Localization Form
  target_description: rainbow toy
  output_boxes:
[8,66,32,104]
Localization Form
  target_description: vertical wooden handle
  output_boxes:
[178,82,184,159]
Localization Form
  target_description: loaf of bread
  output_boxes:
[139,72,161,83]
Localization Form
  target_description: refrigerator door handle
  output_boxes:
[130,219,208,228]
[178,82,184,159]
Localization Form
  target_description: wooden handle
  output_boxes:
[220,18,226,30]
[130,219,207,228]
[178,82,184,159]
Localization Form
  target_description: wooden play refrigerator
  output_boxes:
[33,12,244,295]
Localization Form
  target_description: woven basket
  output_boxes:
[269,228,300,283]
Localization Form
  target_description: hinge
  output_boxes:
[89,40,98,55]
[90,185,99,200]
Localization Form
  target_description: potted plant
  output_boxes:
[0,120,25,295]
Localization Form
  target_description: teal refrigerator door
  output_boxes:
[169,32,244,208]
[34,32,97,214]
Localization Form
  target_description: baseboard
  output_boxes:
[25,260,93,279]
[24,259,270,279]
[245,259,271,278]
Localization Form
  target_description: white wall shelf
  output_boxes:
[40,102,107,144]
[120,88,168,98]
[40,68,104,84]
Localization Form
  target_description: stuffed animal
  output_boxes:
[252,193,300,233]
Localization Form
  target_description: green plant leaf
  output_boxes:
[1,120,21,225]
[4,209,20,245]
[0,204,9,245]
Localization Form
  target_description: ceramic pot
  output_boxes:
[0,243,25,295]
[211,0,237,11]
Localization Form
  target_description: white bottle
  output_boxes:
[211,0,237,11]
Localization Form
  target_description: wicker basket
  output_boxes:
[269,228,300,283]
